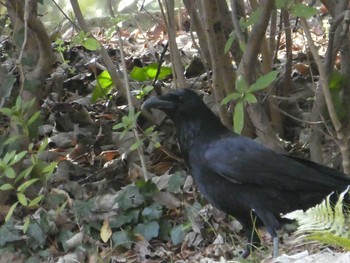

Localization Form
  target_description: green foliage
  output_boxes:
[283,187,350,250]
[113,107,160,150]
[110,173,189,247]
[92,70,114,102]
[291,3,318,19]
[130,63,172,81]
[222,71,278,134]
[71,31,100,51]
[0,98,57,223]
[329,71,347,120]
[225,8,262,53]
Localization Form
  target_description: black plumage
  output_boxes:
[142,88,350,258]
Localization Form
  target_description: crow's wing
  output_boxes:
[201,136,350,192]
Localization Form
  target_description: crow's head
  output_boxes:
[142,88,208,123]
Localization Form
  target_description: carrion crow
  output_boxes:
[142,88,350,258]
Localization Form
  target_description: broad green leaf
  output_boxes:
[168,172,185,193]
[4,167,16,179]
[235,75,248,93]
[112,230,132,249]
[234,101,244,134]
[221,92,242,105]
[134,221,159,241]
[92,70,114,102]
[170,224,188,245]
[142,204,163,220]
[17,192,28,206]
[5,202,18,222]
[28,195,44,207]
[275,0,293,9]
[291,4,317,19]
[247,71,279,93]
[17,178,39,192]
[244,93,258,103]
[0,183,14,191]
[130,66,148,81]
[130,64,172,81]
[82,37,100,51]
[145,63,172,79]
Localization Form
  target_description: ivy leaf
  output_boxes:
[134,221,159,241]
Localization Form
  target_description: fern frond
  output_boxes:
[283,186,350,249]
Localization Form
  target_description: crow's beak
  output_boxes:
[141,96,174,112]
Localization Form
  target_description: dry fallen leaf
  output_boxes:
[100,218,112,243]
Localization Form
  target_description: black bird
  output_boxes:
[142,88,350,258]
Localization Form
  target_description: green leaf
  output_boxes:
[240,8,262,28]
[130,66,148,81]
[168,172,185,193]
[92,70,114,102]
[17,178,39,193]
[9,151,27,166]
[291,4,318,19]
[221,92,243,105]
[224,32,235,54]
[235,75,248,93]
[4,135,20,145]
[170,224,188,245]
[130,64,172,81]
[23,216,30,234]
[16,165,34,182]
[17,192,28,206]
[4,167,16,179]
[247,70,279,93]
[134,221,159,241]
[0,107,13,116]
[115,185,145,210]
[38,138,49,153]
[234,101,244,134]
[113,122,125,130]
[130,140,142,151]
[112,230,132,249]
[5,202,18,222]
[82,37,100,51]
[27,111,40,126]
[145,63,172,80]
[0,183,14,191]
[142,204,163,220]
[275,0,293,9]
[244,93,258,103]
[28,195,44,207]
[3,151,16,164]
